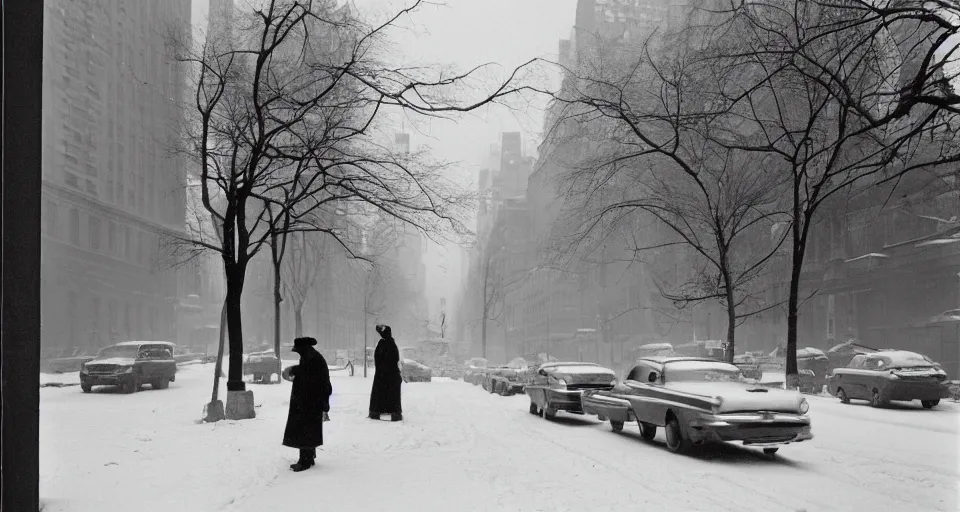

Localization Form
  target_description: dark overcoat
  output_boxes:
[282,348,332,449]
[368,336,402,414]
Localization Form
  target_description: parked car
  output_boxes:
[486,358,534,396]
[401,359,432,382]
[481,365,510,392]
[243,351,281,384]
[797,347,830,393]
[827,350,950,409]
[826,340,878,372]
[80,341,178,394]
[525,362,617,419]
[731,353,763,380]
[581,356,812,455]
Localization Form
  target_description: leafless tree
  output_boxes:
[536,25,791,362]
[166,0,538,393]
[685,0,960,386]
[537,0,959,384]
[281,229,332,339]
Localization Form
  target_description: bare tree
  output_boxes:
[686,0,960,386]
[281,229,331,339]
[167,0,538,397]
[537,25,790,361]
[538,0,959,384]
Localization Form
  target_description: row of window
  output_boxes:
[40,289,166,357]
[42,199,159,268]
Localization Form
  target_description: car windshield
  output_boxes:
[97,345,140,358]
[875,352,936,369]
[665,360,745,383]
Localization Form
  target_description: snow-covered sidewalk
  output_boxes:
[40,363,959,512]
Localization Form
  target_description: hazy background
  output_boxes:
[191,0,578,322]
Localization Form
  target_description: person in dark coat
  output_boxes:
[368,324,402,421]
[282,337,332,472]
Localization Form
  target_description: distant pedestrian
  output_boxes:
[368,324,402,421]
[281,337,332,472]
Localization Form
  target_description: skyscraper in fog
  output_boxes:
[40,0,191,356]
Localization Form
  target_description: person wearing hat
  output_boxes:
[281,337,332,471]
[368,324,403,421]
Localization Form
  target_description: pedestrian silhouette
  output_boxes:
[369,324,402,421]
[282,337,332,472]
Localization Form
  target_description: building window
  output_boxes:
[69,208,81,246]
[67,290,78,348]
[124,226,132,260]
[88,215,101,252]
[44,200,58,237]
[108,221,118,255]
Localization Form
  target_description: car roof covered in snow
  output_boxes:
[113,341,176,347]
[538,362,600,370]
[639,356,719,365]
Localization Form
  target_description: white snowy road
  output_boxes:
[40,364,959,512]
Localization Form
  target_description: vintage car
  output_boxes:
[464,358,491,385]
[525,362,617,419]
[581,356,812,455]
[827,350,950,409]
[796,347,830,394]
[485,358,534,396]
[401,359,432,382]
[731,353,763,380]
[826,340,878,372]
[243,350,282,384]
[80,341,178,394]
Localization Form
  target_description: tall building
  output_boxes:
[40,0,191,357]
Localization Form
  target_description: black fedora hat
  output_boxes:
[291,337,318,352]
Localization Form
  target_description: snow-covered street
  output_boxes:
[40,364,959,512]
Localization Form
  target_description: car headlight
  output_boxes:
[80,364,88,374]
[711,397,724,414]
[556,378,567,388]
[118,366,134,374]
[799,398,810,414]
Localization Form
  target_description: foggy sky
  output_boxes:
[191,0,578,330]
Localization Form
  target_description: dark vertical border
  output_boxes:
[2,1,44,511]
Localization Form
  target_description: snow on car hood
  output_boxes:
[85,357,136,366]
[665,381,804,413]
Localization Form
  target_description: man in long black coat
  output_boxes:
[368,324,402,421]
[282,337,332,472]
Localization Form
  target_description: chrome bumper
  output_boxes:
[689,412,813,446]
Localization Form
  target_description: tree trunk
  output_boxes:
[211,299,228,402]
[294,302,304,338]
[785,254,802,390]
[723,273,736,363]
[224,264,246,391]
[785,179,804,390]
[273,262,282,381]
[481,313,488,359]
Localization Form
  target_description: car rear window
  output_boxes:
[875,352,935,368]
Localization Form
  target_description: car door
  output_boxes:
[623,362,663,425]
[844,355,870,399]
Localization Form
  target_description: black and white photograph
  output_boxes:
[3,0,960,511]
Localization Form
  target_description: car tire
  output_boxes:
[81,384,92,393]
[153,379,170,390]
[921,399,939,409]
[664,415,690,454]
[871,388,885,408]
[763,447,779,456]
[529,402,539,415]
[122,375,139,394]
[836,387,849,404]
[543,404,557,420]
[639,421,657,440]
[610,420,624,432]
